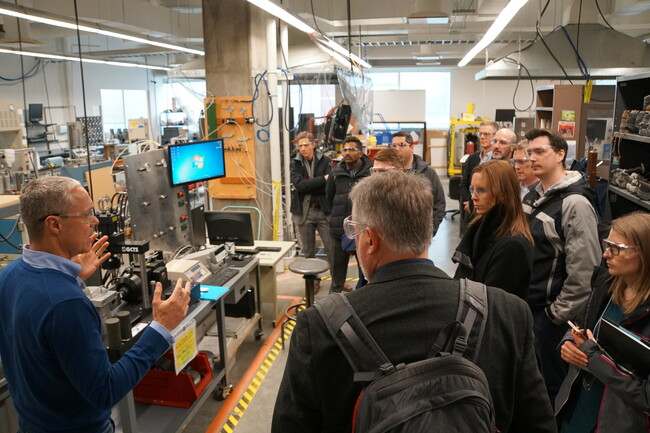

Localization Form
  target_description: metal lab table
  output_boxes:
[116,257,261,433]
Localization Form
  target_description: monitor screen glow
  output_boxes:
[168,139,226,186]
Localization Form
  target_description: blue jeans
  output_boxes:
[19,418,114,433]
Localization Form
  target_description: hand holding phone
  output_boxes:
[567,320,587,337]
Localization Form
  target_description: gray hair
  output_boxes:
[295,131,314,142]
[349,171,433,255]
[480,120,499,131]
[21,176,81,241]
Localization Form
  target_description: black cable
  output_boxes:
[574,0,589,79]
[594,0,616,30]
[72,0,95,203]
[14,4,28,130]
[537,24,573,83]
[252,71,274,127]
[0,217,21,243]
[309,0,324,35]
[42,61,53,133]
[347,0,352,71]
[0,231,22,251]
[0,60,41,82]
[488,0,550,67]
[560,26,589,79]
[504,57,535,112]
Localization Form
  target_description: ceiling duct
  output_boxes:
[476,24,650,80]
[407,0,450,24]
[0,16,43,45]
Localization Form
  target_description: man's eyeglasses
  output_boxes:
[391,142,411,148]
[477,132,494,137]
[602,239,638,257]
[469,186,489,197]
[525,146,553,158]
[491,138,511,146]
[39,208,96,223]
[343,147,361,153]
[343,216,368,239]
[510,158,529,167]
[370,166,397,173]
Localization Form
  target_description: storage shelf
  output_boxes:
[609,185,650,211]
[614,132,650,144]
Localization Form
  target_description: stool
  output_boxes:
[281,258,329,349]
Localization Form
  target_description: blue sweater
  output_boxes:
[0,257,171,433]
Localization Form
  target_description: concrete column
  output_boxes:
[202,0,273,239]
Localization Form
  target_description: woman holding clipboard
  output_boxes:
[555,211,650,433]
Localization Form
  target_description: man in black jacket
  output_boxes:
[325,136,372,293]
[290,132,332,267]
[272,171,556,433]
[391,131,445,235]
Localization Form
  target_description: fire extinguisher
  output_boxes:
[466,141,475,154]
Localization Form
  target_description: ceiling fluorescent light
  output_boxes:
[416,61,441,66]
[315,43,364,74]
[414,55,441,60]
[320,37,372,69]
[0,2,204,56]
[243,0,370,68]
[458,0,528,67]
[0,47,171,71]
[407,16,449,25]
[246,0,316,34]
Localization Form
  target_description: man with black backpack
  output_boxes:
[522,128,602,405]
[272,171,556,433]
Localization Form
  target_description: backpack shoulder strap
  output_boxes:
[456,279,488,362]
[427,279,488,361]
[456,278,488,362]
[314,293,394,382]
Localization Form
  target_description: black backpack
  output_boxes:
[314,279,497,433]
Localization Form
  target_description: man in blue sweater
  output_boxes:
[0,176,191,433]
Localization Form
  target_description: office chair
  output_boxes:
[446,174,461,220]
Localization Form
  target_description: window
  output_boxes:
[368,71,451,129]
[100,89,148,139]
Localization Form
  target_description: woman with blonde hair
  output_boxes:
[452,159,533,298]
[556,211,650,433]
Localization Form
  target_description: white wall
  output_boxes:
[0,54,166,141]
[0,55,71,125]
[446,66,543,120]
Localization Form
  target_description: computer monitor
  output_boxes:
[205,211,255,247]
[167,139,226,187]
[28,104,43,123]
[495,109,515,122]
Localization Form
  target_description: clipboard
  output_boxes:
[597,317,650,377]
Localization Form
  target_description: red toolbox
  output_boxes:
[133,351,213,408]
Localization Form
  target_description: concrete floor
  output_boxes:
[182,179,463,433]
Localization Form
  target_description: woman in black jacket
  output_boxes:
[556,211,650,433]
[452,159,533,299]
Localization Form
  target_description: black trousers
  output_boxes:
[329,235,351,293]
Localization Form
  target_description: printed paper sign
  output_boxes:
[172,320,197,374]
[558,121,575,137]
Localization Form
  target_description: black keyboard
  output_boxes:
[204,267,239,286]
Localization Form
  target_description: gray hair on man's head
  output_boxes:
[349,171,433,255]
[20,176,81,241]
